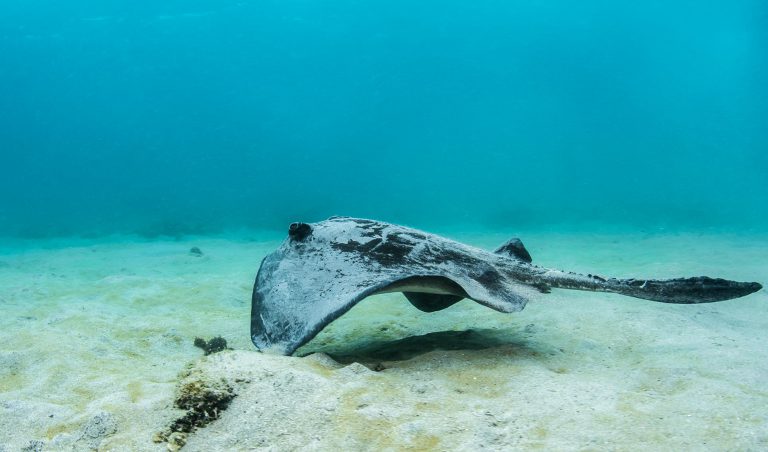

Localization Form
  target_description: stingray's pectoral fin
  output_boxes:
[610,276,762,304]
[381,273,537,314]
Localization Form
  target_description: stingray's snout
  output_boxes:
[288,222,312,241]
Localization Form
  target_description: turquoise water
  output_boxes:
[1,1,766,237]
[1,2,767,450]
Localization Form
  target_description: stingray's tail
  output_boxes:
[604,276,762,303]
[541,270,762,304]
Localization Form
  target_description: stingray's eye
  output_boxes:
[288,222,312,241]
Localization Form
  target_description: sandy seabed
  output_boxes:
[0,229,766,451]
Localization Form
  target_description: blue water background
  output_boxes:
[1,1,766,237]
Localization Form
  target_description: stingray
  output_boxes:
[251,217,762,355]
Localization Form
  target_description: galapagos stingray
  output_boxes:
[251,217,762,355]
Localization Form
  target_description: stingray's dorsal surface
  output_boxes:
[251,217,762,355]
[251,217,541,354]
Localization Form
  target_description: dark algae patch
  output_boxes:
[172,379,235,431]
[154,378,236,450]
[154,337,234,449]
[193,336,229,355]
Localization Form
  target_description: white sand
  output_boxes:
[0,230,766,450]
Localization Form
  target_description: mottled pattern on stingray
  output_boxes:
[251,217,762,355]
[251,217,542,355]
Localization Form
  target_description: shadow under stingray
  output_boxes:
[299,328,534,364]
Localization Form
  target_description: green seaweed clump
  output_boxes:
[154,379,236,450]
[193,336,229,355]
